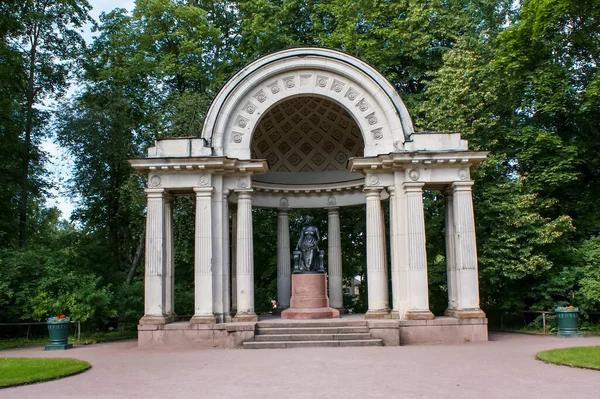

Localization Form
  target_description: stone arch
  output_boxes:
[201,47,415,158]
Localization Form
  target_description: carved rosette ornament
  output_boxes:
[408,169,420,181]
[231,132,244,143]
[327,196,337,206]
[356,99,369,112]
[366,112,378,125]
[345,87,359,101]
[371,128,383,140]
[283,77,295,88]
[236,116,249,128]
[331,79,344,93]
[198,175,210,187]
[366,174,380,186]
[268,82,281,94]
[237,176,251,189]
[458,168,469,181]
[316,75,328,88]
[244,101,257,115]
[279,197,289,207]
[149,175,161,188]
[254,90,267,103]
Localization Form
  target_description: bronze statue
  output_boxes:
[293,216,325,273]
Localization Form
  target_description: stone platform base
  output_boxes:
[138,321,255,349]
[138,317,487,348]
[281,307,340,320]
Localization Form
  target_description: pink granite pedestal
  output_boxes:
[281,273,340,320]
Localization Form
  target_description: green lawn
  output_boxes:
[0,358,90,387]
[536,346,600,370]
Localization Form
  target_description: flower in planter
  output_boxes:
[47,314,71,323]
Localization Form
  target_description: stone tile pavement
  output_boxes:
[1,333,599,399]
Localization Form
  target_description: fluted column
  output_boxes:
[140,188,167,325]
[233,190,258,322]
[164,194,176,322]
[190,187,216,324]
[277,209,291,310]
[364,188,390,318]
[404,182,434,320]
[444,188,458,313]
[231,209,238,314]
[222,192,231,322]
[388,186,401,316]
[327,207,344,310]
[448,181,485,318]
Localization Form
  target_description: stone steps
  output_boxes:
[255,333,372,342]
[257,320,367,328]
[243,339,383,349]
[243,320,383,349]
[256,326,370,335]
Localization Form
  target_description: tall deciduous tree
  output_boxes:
[10,0,91,246]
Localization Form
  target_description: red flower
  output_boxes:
[59,314,65,319]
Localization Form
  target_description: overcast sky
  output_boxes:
[44,0,136,219]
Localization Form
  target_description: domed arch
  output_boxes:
[201,47,415,158]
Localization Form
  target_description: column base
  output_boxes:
[365,310,392,319]
[389,311,400,319]
[444,308,486,319]
[190,315,217,324]
[233,313,258,322]
[139,315,168,325]
[165,313,178,323]
[223,313,232,323]
[406,310,435,320]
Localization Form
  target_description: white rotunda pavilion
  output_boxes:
[130,48,489,347]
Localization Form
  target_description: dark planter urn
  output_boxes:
[554,307,582,338]
[45,322,73,350]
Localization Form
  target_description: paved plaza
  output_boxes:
[2,333,599,398]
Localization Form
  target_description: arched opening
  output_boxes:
[251,96,364,186]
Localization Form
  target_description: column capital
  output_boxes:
[235,189,254,199]
[452,181,475,192]
[277,208,289,215]
[193,187,214,196]
[145,188,166,197]
[364,187,383,196]
[325,206,339,213]
[403,181,425,193]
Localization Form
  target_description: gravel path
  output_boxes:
[2,333,599,399]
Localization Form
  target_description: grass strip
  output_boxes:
[536,346,600,370]
[0,357,90,388]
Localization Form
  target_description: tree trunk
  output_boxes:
[126,226,145,284]
[19,30,38,247]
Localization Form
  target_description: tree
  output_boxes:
[5,0,92,247]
